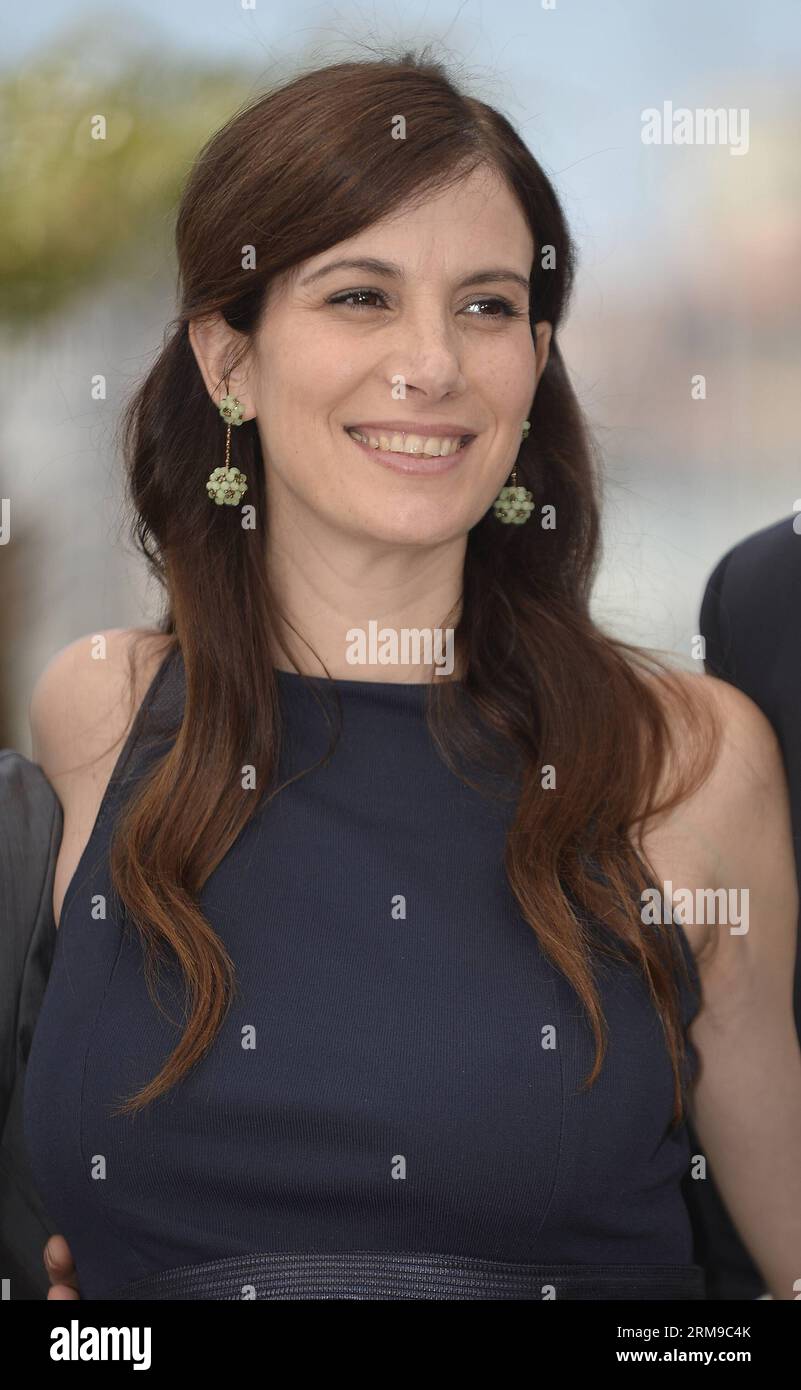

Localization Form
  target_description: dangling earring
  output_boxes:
[206,394,248,505]
[493,420,533,524]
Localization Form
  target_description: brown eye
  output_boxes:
[327,289,387,310]
[463,298,526,319]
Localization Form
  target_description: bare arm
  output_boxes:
[668,677,801,1299]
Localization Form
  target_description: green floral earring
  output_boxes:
[206,393,248,505]
[493,420,533,524]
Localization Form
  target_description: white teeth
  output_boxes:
[347,428,468,457]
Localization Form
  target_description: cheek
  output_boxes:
[464,336,537,411]
[285,359,362,440]
[492,339,537,395]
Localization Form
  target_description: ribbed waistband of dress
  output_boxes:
[106,1251,706,1301]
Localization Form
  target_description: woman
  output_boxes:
[23,53,801,1301]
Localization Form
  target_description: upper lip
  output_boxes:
[345,421,476,439]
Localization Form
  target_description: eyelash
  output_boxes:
[326,288,528,320]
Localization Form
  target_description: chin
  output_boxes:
[354,500,473,547]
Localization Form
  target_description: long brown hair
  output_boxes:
[113,50,720,1120]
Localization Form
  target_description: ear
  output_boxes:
[187,313,255,418]
[534,320,553,386]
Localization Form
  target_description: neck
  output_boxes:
[266,498,465,683]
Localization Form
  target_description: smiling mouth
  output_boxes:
[343,426,475,475]
[344,426,475,458]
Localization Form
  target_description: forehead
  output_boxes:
[288,166,534,290]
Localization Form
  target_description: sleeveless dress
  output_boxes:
[23,645,705,1300]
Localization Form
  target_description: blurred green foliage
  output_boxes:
[0,19,262,326]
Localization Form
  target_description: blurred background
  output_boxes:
[1,0,799,752]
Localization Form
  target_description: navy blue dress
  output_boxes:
[23,645,704,1299]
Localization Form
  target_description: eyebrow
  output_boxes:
[297,256,531,296]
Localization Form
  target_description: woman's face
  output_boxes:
[237,165,549,547]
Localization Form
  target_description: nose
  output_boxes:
[383,303,467,401]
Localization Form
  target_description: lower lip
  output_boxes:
[344,429,474,475]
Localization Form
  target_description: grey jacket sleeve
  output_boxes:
[0,750,62,1299]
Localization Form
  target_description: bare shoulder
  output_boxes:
[638,665,796,980]
[29,627,173,789]
[642,665,784,805]
[29,626,174,928]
